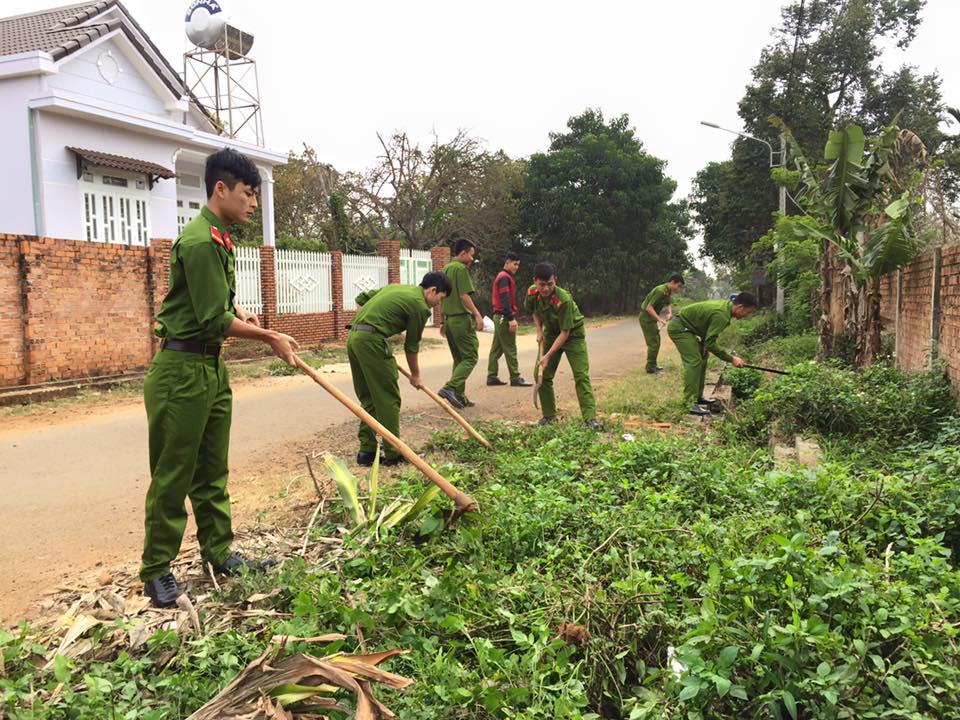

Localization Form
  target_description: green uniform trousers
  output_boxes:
[140,349,233,582]
[442,314,478,398]
[539,335,596,420]
[638,314,662,371]
[667,320,708,408]
[347,330,402,461]
[487,314,520,380]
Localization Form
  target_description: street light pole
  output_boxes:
[700,121,785,316]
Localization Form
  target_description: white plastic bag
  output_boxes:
[481,315,495,333]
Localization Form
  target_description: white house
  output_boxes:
[0,1,285,244]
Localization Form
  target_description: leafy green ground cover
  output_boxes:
[3,361,959,719]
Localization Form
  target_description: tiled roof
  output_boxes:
[68,147,176,178]
[0,2,120,59]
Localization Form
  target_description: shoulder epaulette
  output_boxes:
[527,286,538,296]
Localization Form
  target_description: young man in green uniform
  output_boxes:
[524,262,601,429]
[141,148,300,608]
[438,238,484,409]
[487,252,532,387]
[349,272,452,466]
[639,273,684,374]
[667,292,757,416]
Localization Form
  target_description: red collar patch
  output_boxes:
[527,286,538,296]
[211,227,233,252]
[550,295,562,308]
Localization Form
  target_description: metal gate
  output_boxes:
[400,249,434,325]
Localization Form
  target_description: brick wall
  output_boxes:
[0,237,25,386]
[879,246,960,390]
[431,245,451,326]
[0,235,429,388]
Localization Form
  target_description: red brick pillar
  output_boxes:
[378,239,401,285]
[259,245,277,329]
[331,251,345,340]
[430,244,451,326]
[147,238,172,353]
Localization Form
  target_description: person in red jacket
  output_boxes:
[486,252,532,387]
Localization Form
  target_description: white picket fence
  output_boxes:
[399,249,435,325]
[342,254,389,310]
[234,246,262,315]
[276,249,333,314]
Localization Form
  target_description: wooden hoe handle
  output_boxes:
[295,357,478,513]
[397,365,493,450]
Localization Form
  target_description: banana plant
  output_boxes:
[323,447,441,538]
[770,116,928,366]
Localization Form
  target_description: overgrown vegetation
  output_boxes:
[4,379,959,718]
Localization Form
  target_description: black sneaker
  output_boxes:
[689,406,710,417]
[357,450,379,467]
[584,419,603,430]
[381,455,405,467]
[459,395,476,408]
[646,367,662,374]
[510,377,533,387]
[486,377,507,386]
[212,551,273,576]
[698,396,717,405]
[437,387,464,409]
[144,572,183,608]
[537,417,556,426]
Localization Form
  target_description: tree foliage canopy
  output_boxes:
[522,109,690,313]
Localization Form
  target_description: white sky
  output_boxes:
[6,0,957,259]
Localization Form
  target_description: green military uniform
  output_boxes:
[638,283,673,372]
[487,314,520,380]
[349,285,431,461]
[141,207,238,582]
[667,299,735,407]
[440,259,478,401]
[524,285,596,420]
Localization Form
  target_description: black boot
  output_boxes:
[212,551,273,576]
[357,450,378,466]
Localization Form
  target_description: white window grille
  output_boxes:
[80,169,150,246]
[234,246,262,315]
[342,254,389,311]
[276,249,333,314]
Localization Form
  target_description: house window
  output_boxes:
[80,169,150,246]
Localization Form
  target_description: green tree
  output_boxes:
[693,0,946,277]
[774,118,928,366]
[521,109,690,314]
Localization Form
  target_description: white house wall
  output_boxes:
[37,111,179,240]
[47,38,169,119]
[0,75,43,235]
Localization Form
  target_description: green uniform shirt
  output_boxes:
[155,207,236,343]
[440,260,475,316]
[523,285,585,339]
[642,283,673,315]
[354,285,431,353]
[675,299,734,362]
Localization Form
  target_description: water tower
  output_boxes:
[183,0,264,146]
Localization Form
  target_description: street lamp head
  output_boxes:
[700,121,720,128]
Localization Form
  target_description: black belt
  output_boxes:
[348,323,381,334]
[162,339,222,357]
[443,313,469,319]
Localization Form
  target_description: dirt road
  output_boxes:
[0,319,644,624]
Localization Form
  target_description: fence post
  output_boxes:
[332,251,344,340]
[259,245,277,330]
[147,239,172,354]
[930,247,942,365]
[895,269,903,369]
[430,244,451,327]
[378,240,401,285]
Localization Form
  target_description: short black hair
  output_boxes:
[733,291,758,308]
[505,252,521,262]
[205,148,261,198]
[452,238,476,256]
[669,273,685,284]
[420,271,452,296]
[533,262,557,282]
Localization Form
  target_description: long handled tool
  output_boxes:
[741,363,790,375]
[397,365,492,450]
[533,339,544,410]
[295,357,478,514]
